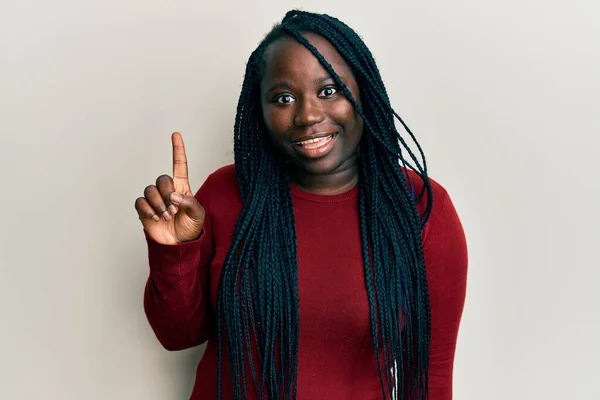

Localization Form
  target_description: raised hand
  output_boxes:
[135,132,205,245]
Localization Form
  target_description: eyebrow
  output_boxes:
[266,76,336,93]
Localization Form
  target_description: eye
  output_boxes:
[319,86,338,98]
[275,94,295,104]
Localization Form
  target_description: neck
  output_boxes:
[288,156,359,195]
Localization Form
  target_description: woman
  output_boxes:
[135,10,467,400]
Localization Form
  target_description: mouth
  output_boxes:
[293,133,337,149]
[291,132,338,159]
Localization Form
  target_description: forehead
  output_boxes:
[261,33,353,84]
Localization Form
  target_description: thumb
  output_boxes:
[170,192,205,222]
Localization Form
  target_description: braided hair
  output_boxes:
[217,9,433,400]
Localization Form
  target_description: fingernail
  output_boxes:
[170,192,183,204]
[162,211,172,221]
[152,214,160,222]
[169,205,178,215]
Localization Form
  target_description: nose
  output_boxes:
[293,98,325,127]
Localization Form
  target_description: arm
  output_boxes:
[423,191,468,399]
[143,183,216,351]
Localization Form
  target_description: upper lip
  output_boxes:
[292,131,337,143]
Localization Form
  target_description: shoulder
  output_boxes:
[403,168,449,221]
[197,164,237,192]
[194,164,242,212]
[203,164,238,191]
[403,168,465,250]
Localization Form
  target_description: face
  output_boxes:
[260,33,363,179]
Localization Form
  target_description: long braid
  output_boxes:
[217,10,433,399]
[292,13,432,217]
[283,21,430,397]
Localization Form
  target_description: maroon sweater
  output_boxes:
[143,164,468,399]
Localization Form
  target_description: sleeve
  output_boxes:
[422,190,468,399]
[142,175,216,351]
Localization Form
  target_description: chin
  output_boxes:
[294,153,353,176]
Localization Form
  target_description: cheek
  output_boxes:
[331,100,362,136]
[263,106,293,139]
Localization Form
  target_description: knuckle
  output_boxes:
[173,144,186,154]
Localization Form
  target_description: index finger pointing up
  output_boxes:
[171,132,191,194]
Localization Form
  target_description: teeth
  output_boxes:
[296,134,334,148]
[305,137,323,144]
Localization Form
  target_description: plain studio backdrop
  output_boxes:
[1,0,598,399]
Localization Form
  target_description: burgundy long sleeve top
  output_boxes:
[143,164,468,399]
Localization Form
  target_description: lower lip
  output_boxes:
[292,133,338,159]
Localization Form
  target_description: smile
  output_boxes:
[294,133,336,149]
[291,132,339,159]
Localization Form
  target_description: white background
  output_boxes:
[1,0,598,399]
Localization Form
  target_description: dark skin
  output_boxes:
[135,33,363,244]
[261,33,363,195]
